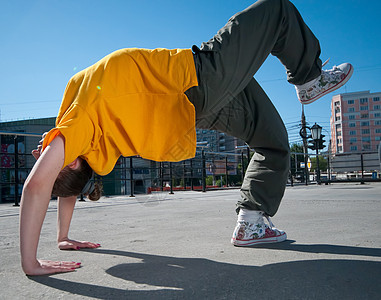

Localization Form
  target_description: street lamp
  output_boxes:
[310,123,322,140]
[311,123,322,184]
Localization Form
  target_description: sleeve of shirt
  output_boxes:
[43,104,94,169]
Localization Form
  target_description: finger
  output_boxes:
[78,242,101,249]
[58,262,81,269]
[59,244,77,250]
[39,132,48,144]
[40,260,81,268]
[43,266,78,275]
[31,150,40,160]
[61,261,82,268]
[26,266,76,276]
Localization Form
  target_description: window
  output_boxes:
[335,116,341,121]
[334,101,340,106]
[362,129,370,134]
[373,97,380,102]
[363,145,371,150]
[350,137,357,143]
[374,113,381,118]
[348,100,354,104]
[338,146,343,152]
[361,114,369,119]
[360,106,369,111]
[336,130,342,136]
[362,136,371,142]
[349,123,356,127]
[361,121,370,126]
[376,136,381,141]
[337,138,342,144]
[360,98,368,104]
[348,107,355,112]
[350,146,357,151]
[348,115,356,120]
[376,129,381,134]
[375,120,381,125]
[373,105,381,110]
[349,130,357,135]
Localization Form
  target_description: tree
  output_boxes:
[205,175,214,186]
[310,156,328,172]
[290,143,305,177]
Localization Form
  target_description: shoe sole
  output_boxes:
[231,232,287,247]
[300,63,354,105]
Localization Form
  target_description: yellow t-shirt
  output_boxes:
[43,48,198,175]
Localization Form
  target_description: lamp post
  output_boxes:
[310,123,322,184]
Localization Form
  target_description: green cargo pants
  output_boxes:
[185,0,322,216]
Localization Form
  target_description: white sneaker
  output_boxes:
[231,210,287,246]
[295,62,353,105]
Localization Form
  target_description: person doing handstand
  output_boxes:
[20,0,353,275]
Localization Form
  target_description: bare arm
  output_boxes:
[19,135,80,275]
[57,196,77,243]
[57,196,100,250]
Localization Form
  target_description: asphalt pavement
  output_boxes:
[1,183,380,299]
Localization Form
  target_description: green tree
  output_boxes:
[310,156,328,172]
[290,143,306,176]
[205,175,214,186]
[216,176,226,187]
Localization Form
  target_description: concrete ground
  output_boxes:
[1,183,380,299]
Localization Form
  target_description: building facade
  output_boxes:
[195,129,246,152]
[0,118,56,202]
[0,118,245,202]
[330,91,381,154]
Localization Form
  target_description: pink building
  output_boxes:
[330,91,381,154]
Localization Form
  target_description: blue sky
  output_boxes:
[1,0,381,145]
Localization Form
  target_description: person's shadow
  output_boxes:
[31,241,381,299]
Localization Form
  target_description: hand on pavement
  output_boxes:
[25,259,81,276]
[58,239,101,250]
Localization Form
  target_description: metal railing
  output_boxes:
[0,131,41,206]
[0,131,247,205]
[289,150,381,185]
[108,150,246,198]
[2,130,380,206]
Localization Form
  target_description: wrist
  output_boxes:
[57,236,69,243]
[21,258,40,275]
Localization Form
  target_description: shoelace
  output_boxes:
[264,214,275,229]
[322,65,343,82]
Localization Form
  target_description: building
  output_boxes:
[0,118,245,202]
[195,129,246,152]
[0,118,56,202]
[330,91,381,154]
